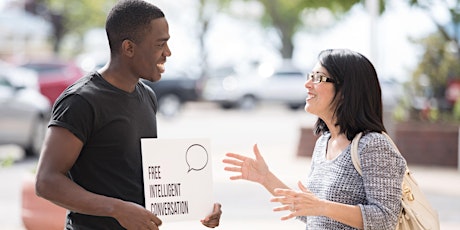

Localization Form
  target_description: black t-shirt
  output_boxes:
[50,72,158,229]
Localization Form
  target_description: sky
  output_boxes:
[151,0,444,82]
[0,0,449,82]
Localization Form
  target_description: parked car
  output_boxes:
[0,61,40,90]
[0,67,51,156]
[19,59,84,104]
[141,73,201,117]
[202,62,307,110]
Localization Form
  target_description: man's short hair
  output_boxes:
[106,0,165,54]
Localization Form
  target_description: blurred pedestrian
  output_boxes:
[35,0,221,229]
[223,48,406,229]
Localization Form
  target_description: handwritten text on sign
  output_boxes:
[141,139,213,222]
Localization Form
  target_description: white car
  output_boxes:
[0,65,51,156]
[202,62,307,110]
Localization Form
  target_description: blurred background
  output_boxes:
[1,0,459,229]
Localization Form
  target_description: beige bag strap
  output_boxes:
[351,132,402,175]
[351,132,363,175]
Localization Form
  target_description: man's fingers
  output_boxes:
[151,217,162,227]
[213,203,222,212]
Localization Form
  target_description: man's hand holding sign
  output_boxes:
[141,139,221,227]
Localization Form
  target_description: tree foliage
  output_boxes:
[45,0,114,35]
[409,0,460,107]
[37,0,115,54]
[413,33,460,95]
[228,0,383,58]
[408,0,459,55]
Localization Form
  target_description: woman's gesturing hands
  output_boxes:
[270,181,324,221]
[222,144,269,184]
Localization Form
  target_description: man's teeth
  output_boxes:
[157,63,165,72]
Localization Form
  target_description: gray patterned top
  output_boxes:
[298,132,406,230]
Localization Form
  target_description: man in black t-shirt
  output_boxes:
[35,1,222,229]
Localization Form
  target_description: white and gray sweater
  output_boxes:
[298,132,406,230]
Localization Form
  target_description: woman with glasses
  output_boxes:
[223,49,406,229]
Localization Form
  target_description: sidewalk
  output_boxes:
[406,164,460,229]
[408,164,460,197]
[2,103,459,230]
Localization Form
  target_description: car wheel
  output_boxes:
[158,94,182,118]
[25,115,47,157]
[219,102,236,109]
[238,95,257,110]
[288,103,304,110]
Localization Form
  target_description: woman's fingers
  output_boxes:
[273,188,298,196]
[223,166,241,172]
[298,181,308,192]
[273,203,297,221]
[229,175,243,180]
[224,153,247,161]
[252,144,262,159]
[273,204,292,212]
[270,196,292,205]
[222,158,243,166]
[222,166,243,180]
[279,213,296,221]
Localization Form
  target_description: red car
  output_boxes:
[19,60,84,104]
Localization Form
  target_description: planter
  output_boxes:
[21,173,66,230]
[296,127,317,158]
[393,121,458,167]
[297,121,459,168]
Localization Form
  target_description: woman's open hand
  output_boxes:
[222,144,269,184]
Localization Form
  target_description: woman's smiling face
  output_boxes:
[304,62,336,120]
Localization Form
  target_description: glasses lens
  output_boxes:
[307,73,315,83]
[312,73,320,83]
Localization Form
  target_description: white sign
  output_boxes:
[141,138,213,222]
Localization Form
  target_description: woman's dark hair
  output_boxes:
[313,49,386,140]
[105,0,165,55]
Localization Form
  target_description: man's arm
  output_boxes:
[35,126,162,229]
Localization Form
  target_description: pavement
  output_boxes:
[1,102,459,230]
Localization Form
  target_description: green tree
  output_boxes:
[409,0,460,111]
[196,0,232,77]
[408,0,459,56]
[42,0,115,55]
[413,33,460,97]
[251,0,361,58]
[220,0,387,59]
[191,0,384,77]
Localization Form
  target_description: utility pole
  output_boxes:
[365,0,379,68]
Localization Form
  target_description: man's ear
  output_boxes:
[121,39,135,58]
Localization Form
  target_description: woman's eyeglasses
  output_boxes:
[307,73,336,84]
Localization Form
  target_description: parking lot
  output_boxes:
[1,102,460,230]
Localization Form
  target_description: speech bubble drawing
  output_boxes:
[185,144,208,173]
